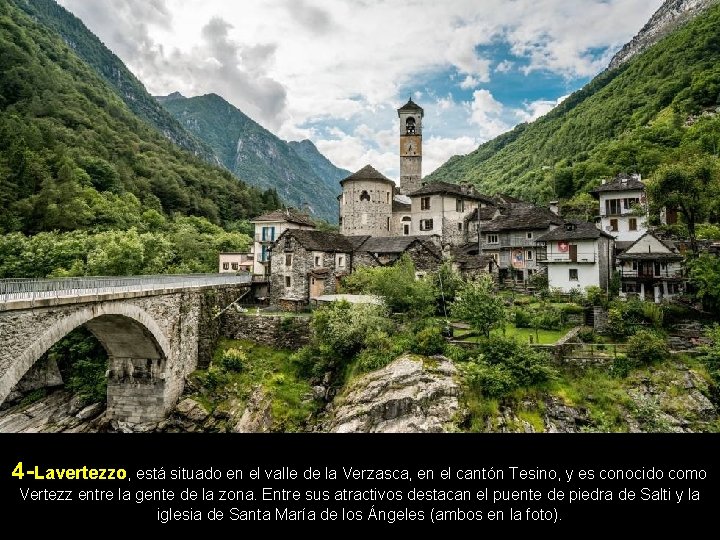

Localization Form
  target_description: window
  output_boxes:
[222,262,229,270]
[315,255,321,267]
[622,282,637,293]
[406,117,416,135]
[261,226,275,241]
[337,256,345,268]
[420,219,434,231]
[285,276,291,288]
[285,253,292,266]
[609,219,618,232]
[387,217,391,231]
[526,232,533,239]
[342,193,346,205]
[231,262,238,270]
[386,192,390,204]
[360,190,370,202]
[623,197,640,209]
[526,250,533,260]
[458,223,463,231]
[403,224,410,235]
[260,245,269,262]
[487,234,499,244]
[421,197,431,210]
[606,199,621,215]
[456,199,464,212]
[629,218,637,231]
[569,269,578,281]
[632,261,638,271]
[339,217,343,226]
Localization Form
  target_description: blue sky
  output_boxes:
[59,0,664,180]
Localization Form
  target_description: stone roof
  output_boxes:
[407,181,492,202]
[397,98,424,113]
[616,231,682,260]
[590,173,645,195]
[276,229,354,252]
[480,203,563,232]
[251,208,316,227]
[466,206,498,222]
[392,199,411,212]
[344,235,372,250]
[536,221,613,242]
[340,165,396,186]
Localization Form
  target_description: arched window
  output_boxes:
[406,117,416,135]
[360,190,370,202]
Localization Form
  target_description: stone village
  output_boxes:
[220,99,691,308]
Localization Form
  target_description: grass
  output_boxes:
[456,323,570,345]
[190,339,320,432]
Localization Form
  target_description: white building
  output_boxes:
[250,209,316,275]
[616,231,685,303]
[536,221,615,293]
[590,173,648,244]
[218,252,253,273]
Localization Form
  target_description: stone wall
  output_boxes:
[197,285,251,368]
[223,313,311,350]
[340,179,394,236]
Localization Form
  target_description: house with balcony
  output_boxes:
[250,208,316,276]
[479,202,563,282]
[590,173,648,246]
[616,231,686,303]
[535,221,615,293]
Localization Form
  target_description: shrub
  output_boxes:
[463,361,516,398]
[219,347,246,372]
[577,328,596,343]
[411,326,446,356]
[568,287,585,304]
[606,307,628,338]
[513,308,532,328]
[610,355,638,378]
[627,330,669,364]
[585,286,608,308]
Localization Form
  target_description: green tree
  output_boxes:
[450,276,505,338]
[688,254,720,314]
[648,156,720,255]
[560,193,597,221]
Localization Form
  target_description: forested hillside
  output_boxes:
[427,3,720,203]
[160,93,346,222]
[13,0,216,161]
[0,0,281,277]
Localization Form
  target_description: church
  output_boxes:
[263,99,495,308]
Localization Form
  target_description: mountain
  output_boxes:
[13,0,216,162]
[426,1,720,203]
[609,0,719,69]
[159,93,347,222]
[0,0,277,235]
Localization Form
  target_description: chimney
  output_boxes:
[549,201,559,215]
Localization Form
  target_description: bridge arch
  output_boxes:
[0,302,171,419]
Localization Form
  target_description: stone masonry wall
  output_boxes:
[222,313,311,350]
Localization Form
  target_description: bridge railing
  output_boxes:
[0,274,252,303]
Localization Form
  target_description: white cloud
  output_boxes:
[58,0,663,167]
[459,75,480,90]
[469,89,511,141]
[495,60,513,73]
[515,94,570,123]
[424,136,480,176]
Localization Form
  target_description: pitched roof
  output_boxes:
[536,220,613,242]
[616,230,682,260]
[344,235,372,250]
[397,98,424,113]
[590,173,645,195]
[407,181,493,202]
[340,165,396,186]
[480,203,563,232]
[276,229,353,252]
[251,208,316,227]
[466,206,498,222]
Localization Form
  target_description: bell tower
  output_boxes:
[397,98,424,195]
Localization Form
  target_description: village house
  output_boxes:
[535,221,615,293]
[350,235,443,275]
[218,252,253,274]
[250,208,316,276]
[616,231,685,303]
[590,173,648,247]
[479,202,564,283]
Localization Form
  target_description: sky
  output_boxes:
[58,0,664,181]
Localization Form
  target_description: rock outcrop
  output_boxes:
[328,355,460,433]
[608,0,719,70]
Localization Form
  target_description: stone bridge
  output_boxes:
[0,274,252,423]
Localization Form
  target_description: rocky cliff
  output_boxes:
[608,0,720,69]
